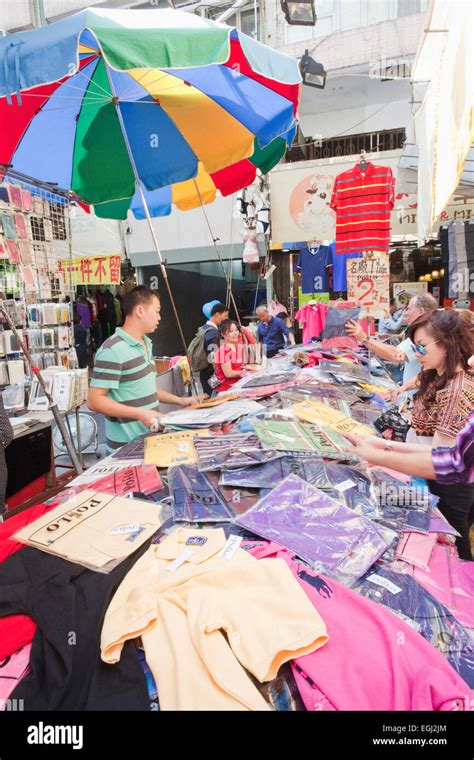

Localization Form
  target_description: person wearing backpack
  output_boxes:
[188,303,229,395]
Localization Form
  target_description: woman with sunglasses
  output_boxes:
[408,310,474,559]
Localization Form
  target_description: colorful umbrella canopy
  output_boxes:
[0,7,301,220]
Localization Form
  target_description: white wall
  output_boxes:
[126,192,244,265]
[69,206,124,259]
[299,99,412,139]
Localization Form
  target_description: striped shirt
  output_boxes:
[432,412,474,484]
[90,327,159,452]
[330,163,395,255]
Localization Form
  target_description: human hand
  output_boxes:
[139,408,162,431]
[390,387,403,404]
[181,393,209,406]
[345,319,366,341]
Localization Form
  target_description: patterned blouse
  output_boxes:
[432,411,474,484]
[411,370,474,439]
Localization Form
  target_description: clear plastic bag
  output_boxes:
[321,305,361,351]
[220,456,331,491]
[168,464,235,522]
[236,474,393,587]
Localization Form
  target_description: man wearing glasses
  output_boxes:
[346,293,438,395]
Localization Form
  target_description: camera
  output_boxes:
[373,407,410,442]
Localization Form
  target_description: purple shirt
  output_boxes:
[432,412,474,484]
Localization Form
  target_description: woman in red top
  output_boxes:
[214,319,245,393]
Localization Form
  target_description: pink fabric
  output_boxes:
[0,643,31,702]
[395,531,437,572]
[169,356,182,369]
[243,539,471,711]
[372,467,412,483]
[410,543,474,630]
[295,304,328,343]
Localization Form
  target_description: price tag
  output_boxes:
[218,535,242,560]
[367,574,402,595]
[111,523,140,535]
[166,547,195,572]
[335,479,356,492]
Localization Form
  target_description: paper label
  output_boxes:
[335,479,356,492]
[186,536,208,546]
[111,523,140,535]
[367,574,402,595]
[166,547,195,572]
[271,432,295,442]
[218,535,242,560]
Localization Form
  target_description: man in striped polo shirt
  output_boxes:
[88,286,201,452]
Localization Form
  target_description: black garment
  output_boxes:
[465,221,474,277]
[0,539,156,710]
[74,323,89,368]
[199,324,219,395]
[428,480,474,561]
[439,226,450,297]
[266,347,281,359]
[0,395,13,515]
[200,364,215,396]
[104,290,116,331]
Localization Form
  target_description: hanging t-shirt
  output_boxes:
[296,245,331,294]
[295,303,328,342]
[327,242,362,291]
[330,163,395,255]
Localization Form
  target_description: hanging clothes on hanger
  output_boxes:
[330,162,395,255]
[296,243,331,294]
[327,242,362,292]
[295,302,329,343]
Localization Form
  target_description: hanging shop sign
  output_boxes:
[59,255,121,285]
[270,152,474,244]
[392,282,427,305]
[347,255,390,319]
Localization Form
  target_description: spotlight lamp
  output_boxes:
[300,50,327,89]
[281,0,317,26]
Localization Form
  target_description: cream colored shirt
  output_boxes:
[13,490,165,570]
[101,528,328,710]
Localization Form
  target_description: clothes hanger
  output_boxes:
[358,150,369,171]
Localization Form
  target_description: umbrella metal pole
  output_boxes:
[193,180,243,326]
[0,304,82,475]
[105,68,200,395]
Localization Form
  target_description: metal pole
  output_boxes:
[0,304,82,475]
[104,66,191,361]
[193,179,243,325]
[75,407,83,467]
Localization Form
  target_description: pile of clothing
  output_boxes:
[0,352,472,712]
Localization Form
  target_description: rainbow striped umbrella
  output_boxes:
[0,7,301,220]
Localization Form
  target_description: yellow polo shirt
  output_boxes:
[101,528,328,710]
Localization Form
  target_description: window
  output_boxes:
[367,0,391,24]
[240,7,259,38]
[339,0,362,30]
[220,5,260,38]
[285,23,314,43]
[397,0,425,17]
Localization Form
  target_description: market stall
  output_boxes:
[0,340,472,712]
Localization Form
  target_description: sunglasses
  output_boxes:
[414,340,438,356]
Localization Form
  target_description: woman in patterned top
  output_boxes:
[410,310,474,559]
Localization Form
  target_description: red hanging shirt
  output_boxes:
[330,163,395,255]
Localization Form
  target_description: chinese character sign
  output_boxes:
[347,255,390,319]
[59,255,122,285]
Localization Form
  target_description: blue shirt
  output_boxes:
[257,316,290,352]
[328,243,362,291]
[296,245,331,294]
